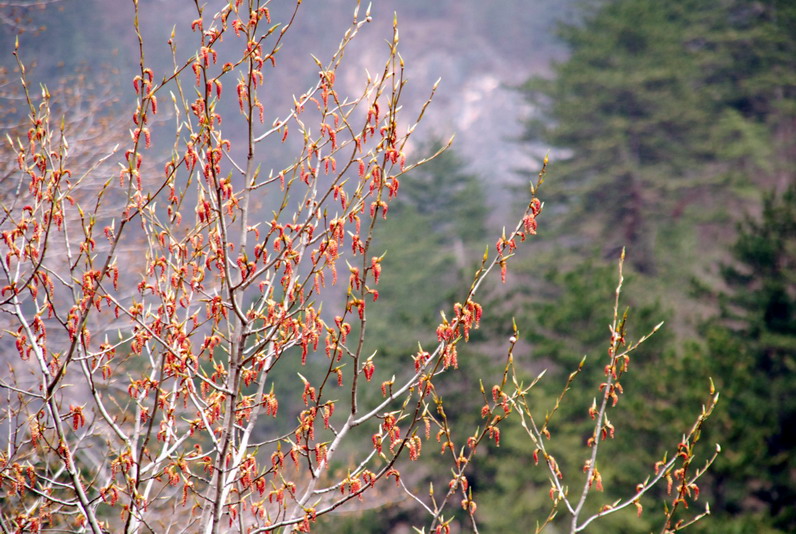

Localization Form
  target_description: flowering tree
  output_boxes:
[0,1,718,533]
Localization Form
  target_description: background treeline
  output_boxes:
[334,0,796,532]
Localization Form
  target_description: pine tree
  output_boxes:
[395,139,488,245]
[522,1,717,272]
[521,0,796,273]
[364,141,489,360]
[699,186,796,532]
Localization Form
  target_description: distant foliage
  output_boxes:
[695,186,796,532]
[522,0,796,272]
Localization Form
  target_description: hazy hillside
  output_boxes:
[2,0,576,224]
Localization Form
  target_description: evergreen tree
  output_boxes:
[696,186,796,532]
[684,0,796,186]
[365,140,489,362]
[395,139,488,245]
[521,0,796,273]
[522,1,715,272]
[515,1,796,530]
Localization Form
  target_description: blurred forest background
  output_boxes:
[1,0,794,532]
